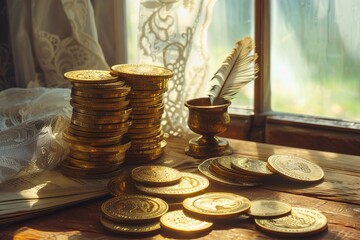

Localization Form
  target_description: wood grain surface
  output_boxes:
[1,137,359,240]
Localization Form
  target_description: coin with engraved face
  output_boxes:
[255,207,328,236]
[135,172,209,198]
[131,165,181,186]
[247,200,292,218]
[101,195,168,223]
[100,215,161,235]
[231,157,274,176]
[160,210,213,233]
[267,155,324,182]
[183,192,251,220]
[64,70,118,83]
[111,64,174,79]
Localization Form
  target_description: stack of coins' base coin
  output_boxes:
[255,207,328,237]
[198,156,272,187]
[100,194,168,235]
[111,64,173,164]
[61,70,132,178]
[267,154,324,183]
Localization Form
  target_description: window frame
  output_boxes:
[222,0,360,156]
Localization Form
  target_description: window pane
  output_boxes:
[125,0,139,63]
[207,0,254,111]
[270,0,360,121]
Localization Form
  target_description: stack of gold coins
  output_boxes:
[198,156,272,187]
[110,64,173,164]
[61,70,132,178]
[100,194,168,235]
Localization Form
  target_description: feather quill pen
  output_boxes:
[208,36,259,105]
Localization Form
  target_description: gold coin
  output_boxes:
[70,119,131,131]
[129,89,166,98]
[127,140,166,154]
[72,80,125,89]
[160,210,213,233]
[71,111,130,124]
[63,129,122,146]
[267,155,324,182]
[129,120,161,129]
[64,70,118,83]
[198,158,261,187]
[255,207,328,237]
[129,95,163,103]
[127,125,161,134]
[131,165,181,186]
[129,130,164,144]
[247,200,292,218]
[100,215,161,235]
[127,79,168,91]
[101,195,168,223]
[126,128,162,139]
[111,64,173,79]
[69,124,128,137]
[131,104,164,115]
[70,150,125,162]
[183,192,251,220]
[70,99,130,111]
[130,111,163,120]
[71,94,127,104]
[69,139,131,153]
[231,157,274,176]
[128,141,162,151]
[125,150,164,164]
[72,84,131,97]
[135,172,209,198]
[73,107,132,116]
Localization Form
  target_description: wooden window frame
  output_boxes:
[221,0,360,156]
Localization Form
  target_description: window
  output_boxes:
[125,0,360,155]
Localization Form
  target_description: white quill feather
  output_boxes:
[208,36,259,105]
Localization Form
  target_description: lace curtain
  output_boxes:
[139,0,216,136]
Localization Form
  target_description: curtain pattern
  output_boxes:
[139,0,216,136]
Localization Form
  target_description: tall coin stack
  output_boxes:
[61,70,132,178]
[111,64,173,165]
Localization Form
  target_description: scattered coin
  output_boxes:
[131,166,181,186]
[183,192,251,220]
[160,210,213,233]
[231,157,274,176]
[100,215,161,235]
[255,207,328,237]
[247,200,292,218]
[101,195,168,223]
[267,155,324,182]
[135,172,209,198]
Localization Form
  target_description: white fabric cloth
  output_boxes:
[0,88,71,184]
[6,0,126,88]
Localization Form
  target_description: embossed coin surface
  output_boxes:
[255,207,328,236]
[160,210,213,233]
[131,166,181,186]
[100,215,161,235]
[267,155,324,182]
[247,200,292,218]
[231,157,274,176]
[101,195,168,223]
[135,172,209,198]
[64,70,118,83]
[183,192,251,220]
[111,64,173,78]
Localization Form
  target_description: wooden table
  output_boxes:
[1,137,359,239]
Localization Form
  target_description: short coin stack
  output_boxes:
[198,154,324,186]
[110,64,173,165]
[198,156,273,187]
[61,70,132,178]
[100,194,168,235]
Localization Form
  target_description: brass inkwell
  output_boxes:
[184,36,259,159]
[185,97,232,158]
